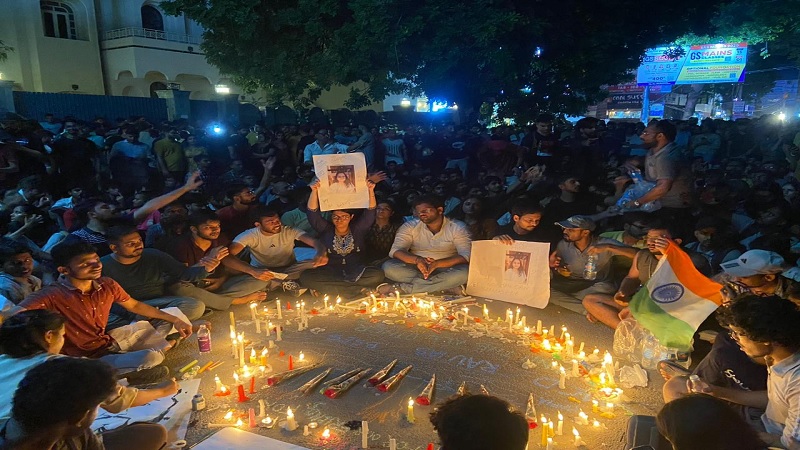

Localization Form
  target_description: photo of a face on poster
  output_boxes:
[327,165,357,194]
[312,153,368,211]
[467,240,550,308]
[504,251,530,284]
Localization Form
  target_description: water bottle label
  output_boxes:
[198,336,211,353]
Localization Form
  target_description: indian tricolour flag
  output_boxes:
[629,242,723,351]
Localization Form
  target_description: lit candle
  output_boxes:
[234,373,248,402]
[235,418,243,428]
[554,342,563,353]
[592,400,599,413]
[324,295,329,310]
[573,427,582,447]
[261,348,268,366]
[604,352,615,385]
[250,348,257,365]
[238,334,245,367]
[371,293,378,308]
[536,319,542,334]
[406,397,415,423]
[515,307,520,324]
[266,321,273,338]
[224,410,233,421]
[249,374,256,393]
[576,410,589,425]
[551,361,558,371]
[578,341,585,354]
[571,359,579,377]
[285,407,297,431]
[548,420,555,437]
[215,375,223,391]
[606,402,614,413]
[361,420,369,448]
[599,372,607,386]
[431,311,439,320]
[541,416,548,447]
[336,296,341,311]
[524,326,531,334]
[557,411,564,435]
[483,304,489,319]
[250,302,257,321]
[229,311,236,334]
[383,301,389,312]
[565,331,571,342]
[578,350,586,360]
[276,326,282,341]
[542,328,549,339]
[462,307,469,325]
[560,325,567,341]
[543,339,552,352]
[299,351,305,362]
[508,311,513,332]
[277,299,282,319]
[559,366,566,389]
[566,339,574,357]
[301,300,306,315]
[592,419,600,429]
[230,330,237,359]
[546,437,553,450]
[322,428,331,441]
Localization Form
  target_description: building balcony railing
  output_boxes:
[102,27,200,45]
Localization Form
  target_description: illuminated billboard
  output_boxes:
[637,42,747,86]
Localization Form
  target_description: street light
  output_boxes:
[400,98,411,107]
[778,112,786,121]
[215,84,230,94]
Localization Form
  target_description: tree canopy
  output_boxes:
[161,0,796,119]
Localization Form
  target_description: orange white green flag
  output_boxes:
[629,241,723,351]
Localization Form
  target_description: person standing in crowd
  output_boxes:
[154,127,187,182]
[109,128,151,195]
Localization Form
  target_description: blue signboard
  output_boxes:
[637,43,748,86]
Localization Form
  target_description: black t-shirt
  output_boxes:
[494,223,552,250]
[694,332,767,392]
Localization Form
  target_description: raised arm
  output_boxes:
[132,171,203,222]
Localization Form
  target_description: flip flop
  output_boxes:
[658,359,690,381]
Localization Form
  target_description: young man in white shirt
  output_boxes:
[382,196,471,294]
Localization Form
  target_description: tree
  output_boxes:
[162,0,722,119]
[0,40,12,62]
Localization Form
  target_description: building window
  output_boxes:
[41,1,77,40]
[141,5,164,31]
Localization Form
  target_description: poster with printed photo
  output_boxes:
[467,240,550,308]
[313,153,368,211]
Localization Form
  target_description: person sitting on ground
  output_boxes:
[548,215,630,315]
[429,394,528,450]
[583,225,710,329]
[299,176,384,298]
[598,212,650,248]
[7,241,192,376]
[215,159,273,238]
[656,394,766,450]
[683,216,743,273]
[719,249,800,299]
[0,358,120,450]
[447,196,497,241]
[0,241,41,305]
[223,205,328,295]
[364,199,401,266]
[163,210,267,306]
[713,295,800,449]
[65,172,204,257]
[0,310,171,450]
[100,224,209,323]
[381,195,471,295]
[493,199,550,246]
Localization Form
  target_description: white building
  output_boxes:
[0,0,383,110]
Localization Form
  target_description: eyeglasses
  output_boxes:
[331,214,351,221]
[728,328,748,342]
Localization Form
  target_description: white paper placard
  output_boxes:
[312,153,368,211]
[466,240,551,308]
[191,427,311,449]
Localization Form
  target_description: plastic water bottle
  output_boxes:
[583,255,598,280]
[197,324,211,353]
[640,332,657,370]
[629,168,644,183]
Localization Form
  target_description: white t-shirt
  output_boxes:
[234,226,306,268]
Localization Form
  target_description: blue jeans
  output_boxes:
[381,259,468,293]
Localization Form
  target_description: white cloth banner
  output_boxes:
[466,240,551,308]
[312,153,368,211]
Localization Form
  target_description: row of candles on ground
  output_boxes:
[213,350,307,401]
[525,394,613,448]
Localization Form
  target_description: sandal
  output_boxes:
[658,359,691,381]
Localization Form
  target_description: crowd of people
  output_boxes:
[1,110,800,449]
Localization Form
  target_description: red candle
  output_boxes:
[248,408,257,428]
[237,384,250,402]
[427,444,435,450]
[288,355,294,370]
[249,376,256,394]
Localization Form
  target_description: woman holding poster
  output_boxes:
[299,173,387,298]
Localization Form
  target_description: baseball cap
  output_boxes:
[719,250,785,277]
[555,215,596,232]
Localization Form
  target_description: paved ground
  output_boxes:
[163,293,666,449]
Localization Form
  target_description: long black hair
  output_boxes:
[0,310,66,358]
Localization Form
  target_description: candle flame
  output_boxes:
[299,351,305,361]
[230,330,236,339]
[262,348,268,356]
[431,311,439,320]
[604,351,613,364]
[558,412,563,420]
[235,418,243,427]
[322,428,331,439]
[408,397,414,407]
[224,411,233,420]
[237,333,243,343]
[249,302,256,309]
[559,365,565,374]
[579,411,588,419]
[233,373,240,382]
[593,420,600,427]
[287,407,294,419]
[573,427,580,437]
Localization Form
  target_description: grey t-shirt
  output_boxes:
[644,142,692,209]
[555,236,622,281]
[233,226,305,268]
